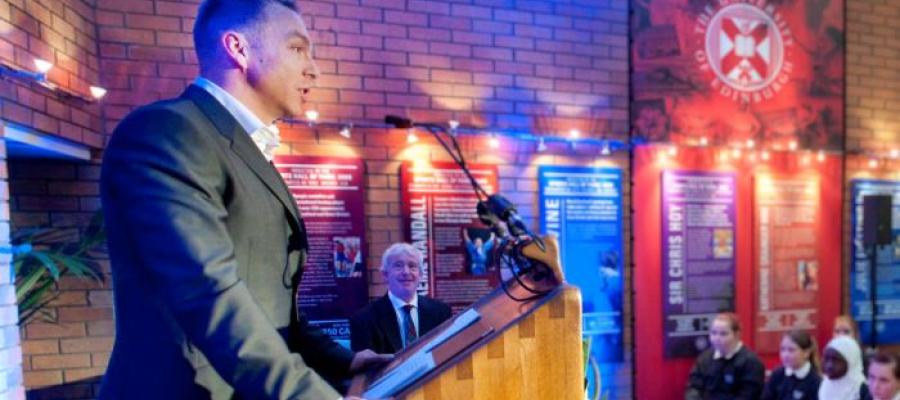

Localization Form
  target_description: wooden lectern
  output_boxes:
[348,237,584,400]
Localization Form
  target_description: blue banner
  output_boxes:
[539,165,625,396]
[850,179,900,345]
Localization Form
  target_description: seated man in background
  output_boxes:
[868,351,900,400]
[350,243,453,354]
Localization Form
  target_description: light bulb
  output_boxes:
[89,86,107,100]
[339,125,352,139]
[34,58,53,74]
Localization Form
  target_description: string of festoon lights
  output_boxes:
[649,136,835,165]
[0,57,107,102]
[860,148,900,169]
[290,109,628,156]
[292,110,900,171]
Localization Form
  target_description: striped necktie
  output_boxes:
[402,304,417,347]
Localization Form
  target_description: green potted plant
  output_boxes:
[11,212,106,324]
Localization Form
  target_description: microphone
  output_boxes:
[478,194,545,253]
[384,115,414,129]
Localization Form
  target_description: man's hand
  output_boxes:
[348,349,393,373]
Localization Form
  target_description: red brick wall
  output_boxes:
[846,0,900,155]
[843,0,900,315]
[95,0,629,137]
[8,1,631,399]
[0,0,105,148]
[9,159,109,399]
[0,139,25,400]
[11,0,899,397]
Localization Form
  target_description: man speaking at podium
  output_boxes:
[100,1,387,399]
[350,243,453,354]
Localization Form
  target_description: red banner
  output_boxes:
[400,161,499,312]
[633,146,843,399]
[632,0,843,149]
[275,155,368,343]
[754,175,821,353]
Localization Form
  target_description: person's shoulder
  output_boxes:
[419,295,451,312]
[733,347,765,372]
[859,382,872,400]
[697,347,715,359]
[109,95,198,141]
[768,366,787,380]
[120,94,197,127]
[351,295,389,322]
[691,348,717,366]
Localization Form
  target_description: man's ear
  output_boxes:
[223,31,250,72]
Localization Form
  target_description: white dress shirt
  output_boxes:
[785,361,811,379]
[387,291,419,347]
[193,77,280,161]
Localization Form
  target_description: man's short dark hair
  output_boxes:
[193,0,298,66]
[871,351,900,380]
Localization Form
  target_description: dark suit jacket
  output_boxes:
[99,85,353,400]
[349,294,452,354]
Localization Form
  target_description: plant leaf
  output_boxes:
[29,252,61,279]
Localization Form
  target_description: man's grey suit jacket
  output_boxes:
[99,85,353,399]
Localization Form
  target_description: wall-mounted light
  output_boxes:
[29,58,56,90]
[699,136,709,146]
[537,137,547,152]
[338,123,352,139]
[817,151,825,162]
[304,109,319,126]
[868,158,879,169]
[761,150,770,161]
[0,57,106,103]
[891,148,899,159]
[788,140,798,151]
[406,129,418,144]
[600,141,611,156]
[488,133,500,149]
[746,139,755,149]
[34,58,53,75]
[569,129,580,139]
[667,146,678,157]
[447,119,459,136]
[89,85,107,100]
